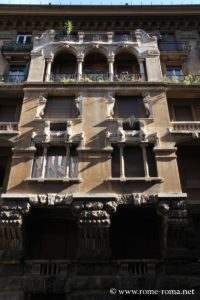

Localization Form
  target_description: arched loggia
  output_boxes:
[82,51,108,81]
[51,51,77,81]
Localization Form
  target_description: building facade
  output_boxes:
[0,4,200,300]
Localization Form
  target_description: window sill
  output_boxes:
[107,176,163,182]
[26,177,81,183]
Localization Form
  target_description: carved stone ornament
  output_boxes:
[29,193,73,206]
[120,193,158,206]
[142,92,153,117]
[107,93,115,118]
[71,199,118,226]
[36,95,47,119]
[75,94,83,116]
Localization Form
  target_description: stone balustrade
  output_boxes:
[170,121,200,133]
[27,260,70,276]
[0,122,18,133]
[116,259,161,276]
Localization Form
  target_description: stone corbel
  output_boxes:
[29,193,73,206]
[43,120,50,142]
[107,93,115,118]
[120,193,158,206]
[75,94,83,117]
[142,92,153,118]
[36,94,47,119]
[1,201,30,251]
[66,121,74,141]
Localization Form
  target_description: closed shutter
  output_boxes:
[44,97,78,119]
[114,97,145,118]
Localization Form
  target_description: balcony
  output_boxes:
[169,121,200,137]
[158,41,190,52]
[83,33,108,43]
[26,260,71,276]
[1,41,33,53]
[164,75,200,85]
[0,122,19,134]
[0,74,27,83]
[115,259,162,276]
[113,73,141,82]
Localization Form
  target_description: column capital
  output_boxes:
[77,54,84,62]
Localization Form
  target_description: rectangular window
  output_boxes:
[114,96,146,118]
[0,98,21,122]
[44,97,78,119]
[173,105,193,121]
[168,100,200,121]
[0,148,11,188]
[111,145,157,178]
[32,146,78,179]
[8,65,27,82]
[16,34,32,44]
[166,66,182,77]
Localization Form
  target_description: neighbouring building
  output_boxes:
[0,4,200,300]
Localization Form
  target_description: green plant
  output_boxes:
[82,77,92,82]
[64,20,73,35]
[60,78,75,84]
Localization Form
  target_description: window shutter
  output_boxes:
[44,97,77,119]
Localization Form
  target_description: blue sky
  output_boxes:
[0,0,200,5]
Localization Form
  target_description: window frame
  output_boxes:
[169,100,200,122]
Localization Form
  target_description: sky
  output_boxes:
[0,0,200,5]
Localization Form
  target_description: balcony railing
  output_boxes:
[116,259,161,276]
[49,73,142,83]
[1,41,33,52]
[27,260,70,276]
[83,33,108,42]
[170,121,200,133]
[0,74,27,83]
[158,41,190,52]
[114,73,141,82]
[50,73,77,82]
[55,34,79,42]
[164,75,200,84]
[113,34,136,42]
[0,122,18,133]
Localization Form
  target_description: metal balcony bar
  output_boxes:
[158,41,190,52]
[83,33,108,42]
[50,73,77,82]
[1,41,33,52]
[164,75,200,84]
[0,75,26,83]
[113,34,136,42]
[82,73,109,81]
[114,73,141,82]
[55,34,79,42]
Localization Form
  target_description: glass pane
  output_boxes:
[32,156,43,178]
[174,105,193,121]
[46,155,66,178]
[69,156,78,178]
[124,146,144,177]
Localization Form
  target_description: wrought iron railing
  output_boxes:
[0,74,27,83]
[1,41,33,52]
[50,73,77,82]
[55,34,79,42]
[158,41,190,52]
[113,73,141,82]
[113,34,136,42]
[164,75,200,84]
[82,73,109,82]
[83,33,108,42]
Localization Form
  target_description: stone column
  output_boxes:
[65,145,70,178]
[41,145,48,178]
[119,144,125,179]
[77,55,84,81]
[108,55,114,81]
[45,57,53,82]
[138,58,145,81]
[141,143,150,178]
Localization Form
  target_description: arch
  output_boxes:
[51,50,77,80]
[113,49,140,80]
[114,45,140,58]
[83,44,109,58]
[83,49,109,80]
[52,44,78,59]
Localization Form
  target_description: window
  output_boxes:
[44,97,78,119]
[169,100,200,121]
[111,145,157,178]
[16,34,32,44]
[8,64,27,82]
[0,98,22,122]
[166,66,182,78]
[32,146,78,179]
[0,147,12,189]
[113,96,146,118]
